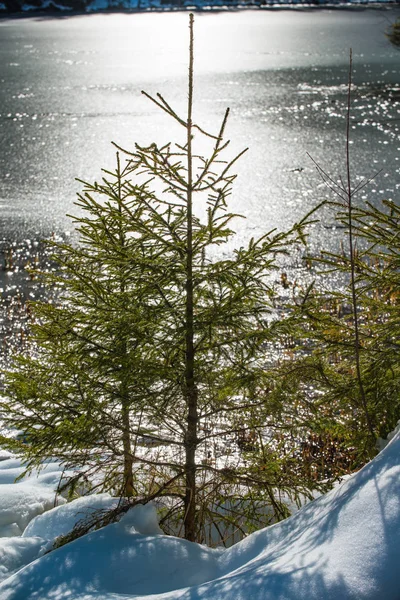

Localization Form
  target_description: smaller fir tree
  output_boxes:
[281,53,400,470]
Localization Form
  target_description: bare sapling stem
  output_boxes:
[345,50,375,441]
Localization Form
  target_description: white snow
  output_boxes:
[0,482,65,537]
[22,493,120,540]
[0,456,66,538]
[117,502,164,536]
[0,431,398,599]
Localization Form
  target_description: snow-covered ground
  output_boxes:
[0,428,399,600]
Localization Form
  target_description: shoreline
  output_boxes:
[1,2,399,19]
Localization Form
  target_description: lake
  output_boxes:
[0,8,399,252]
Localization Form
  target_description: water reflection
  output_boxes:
[0,10,398,247]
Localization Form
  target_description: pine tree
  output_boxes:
[1,15,317,543]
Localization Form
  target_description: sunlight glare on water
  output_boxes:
[0,9,399,251]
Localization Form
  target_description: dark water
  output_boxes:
[0,9,399,249]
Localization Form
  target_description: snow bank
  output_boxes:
[0,483,65,537]
[22,493,120,540]
[0,454,69,584]
[22,496,164,541]
[0,431,398,600]
[118,502,164,536]
[0,457,65,486]
[0,456,66,538]
[212,431,400,599]
[0,537,45,585]
[0,510,222,599]
[0,459,25,485]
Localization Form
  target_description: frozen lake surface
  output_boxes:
[0,8,399,250]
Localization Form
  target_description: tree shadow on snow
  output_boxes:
[0,438,398,600]
[186,436,400,600]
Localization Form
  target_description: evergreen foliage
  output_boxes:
[281,53,400,468]
[285,199,400,467]
[387,17,400,49]
[0,15,319,544]
[2,19,397,548]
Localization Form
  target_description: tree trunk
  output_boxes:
[122,399,134,497]
[183,13,198,542]
[116,151,135,498]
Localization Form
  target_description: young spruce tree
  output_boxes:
[1,15,317,543]
[281,54,400,471]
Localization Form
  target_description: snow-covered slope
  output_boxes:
[0,432,399,599]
